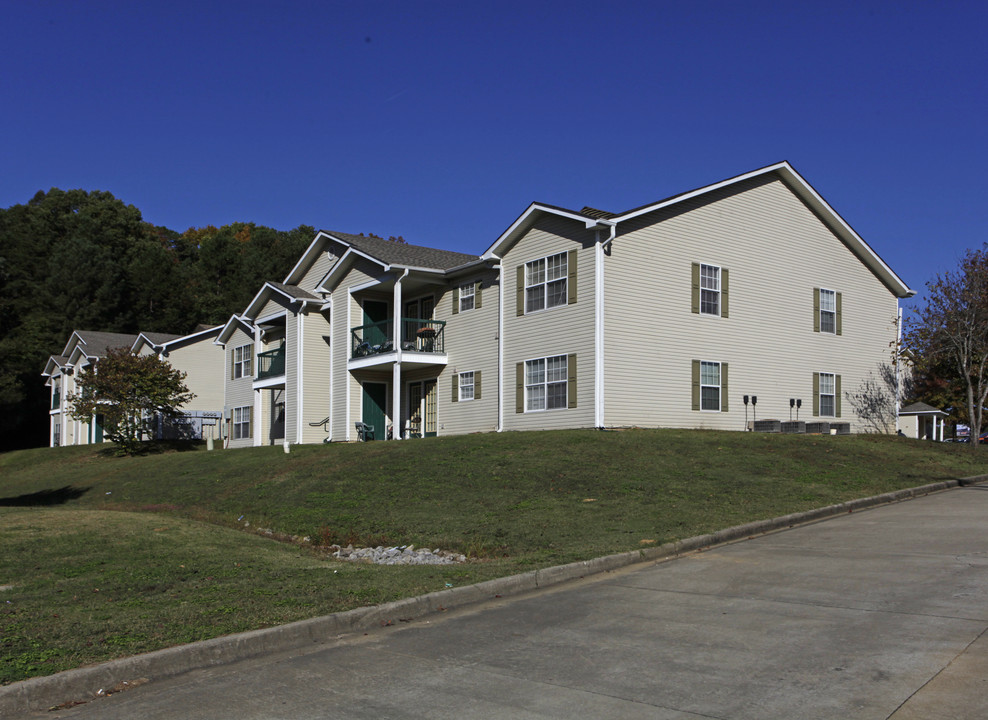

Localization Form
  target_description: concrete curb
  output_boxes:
[4,475,986,716]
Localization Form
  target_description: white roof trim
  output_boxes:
[482,203,596,260]
[215,314,256,346]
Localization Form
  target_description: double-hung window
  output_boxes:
[458,371,475,401]
[526,252,568,313]
[692,359,728,412]
[819,289,836,334]
[459,282,475,312]
[700,264,720,315]
[818,372,836,417]
[233,406,252,440]
[525,355,568,412]
[700,361,721,411]
[233,344,253,379]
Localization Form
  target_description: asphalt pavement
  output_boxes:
[21,483,988,719]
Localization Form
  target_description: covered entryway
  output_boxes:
[406,379,437,438]
[898,402,949,441]
[361,382,388,440]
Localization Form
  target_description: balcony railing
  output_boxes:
[351,318,446,358]
[257,347,286,379]
[52,390,60,410]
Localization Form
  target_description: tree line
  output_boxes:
[0,188,315,451]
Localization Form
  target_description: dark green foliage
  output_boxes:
[0,187,314,451]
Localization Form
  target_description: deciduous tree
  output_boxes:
[903,247,988,449]
[68,348,195,453]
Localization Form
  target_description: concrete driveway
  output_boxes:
[33,484,988,719]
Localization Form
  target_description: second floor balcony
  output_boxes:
[351,318,446,360]
[257,347,286,380]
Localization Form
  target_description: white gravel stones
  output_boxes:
[330,544,466,565]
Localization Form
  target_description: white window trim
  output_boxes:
[819,371,836,417]
[525,252,568,315]
[819,288,837,335]
[700,360,722,412]
[699,263,721,317]
[525,354,568,413]
[234,343,253,379]
[458,282,476,313]
[458,371,475,401]
[233,406,251,439]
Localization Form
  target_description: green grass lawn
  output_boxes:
[2,428,987,684]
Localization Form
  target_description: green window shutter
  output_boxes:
[249,406,254,435]
[721,362,729,412]
[475,370,482,400]
[567,250,578,305]
[836,292,842,336]
[230,348,235,380]
[451,373,459,402]
[691,360,700,410]
[691,263,700,314]
[812,373,820,416]
[452,286,459,315]
[568,354,577,408]
[475,280,483,310]
[515,362,525,413]
[516,265,525,317]
[813,288,820,332]
[721,268,730,318]
[835,374,842,417]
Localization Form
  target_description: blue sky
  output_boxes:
[2,1,985,308]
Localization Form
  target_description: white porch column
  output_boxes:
[392,271,407,440]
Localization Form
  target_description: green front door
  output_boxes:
[363,300,389,348]
[94,414,104,443]
[361,382,387,441]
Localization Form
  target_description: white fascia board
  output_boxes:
[347,277,387,294]
[244,282,301,319]
[61,331,86,358]
[283,231,328,285]
[444,258,490,275]
[216,314,255,346]
[161,325,222,351]
[481,203,592,261]
[131,333,159,354]
[315,248,391,294]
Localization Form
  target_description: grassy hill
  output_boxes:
[2,428,987,684]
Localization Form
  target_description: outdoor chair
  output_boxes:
[355,421,375,441]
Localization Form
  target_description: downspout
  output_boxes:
[296,307,304,444]
[393,269,409,440]
[494,258,504,431]
[595,222,616,429]
[895,304,903,434]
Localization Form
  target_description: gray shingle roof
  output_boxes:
[74,331,140,357]
[899,402,948,415]
[321,231,478,271]
[268,281,319,300]
[141,332,183,345]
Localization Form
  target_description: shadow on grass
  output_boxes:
[0,485,91,506]
[96,440,205,457]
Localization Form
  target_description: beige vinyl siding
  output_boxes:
[602,174,900,433]
[162,334,225,413]
[284,312,298,444]
[296,243,343,293]
[502,215,596,431]
[258,295,291,320]
[136,343,155,356]
[300,308,332,444]
[330,258,387,441]
[224,326,256,448]
[436,269,500,435]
